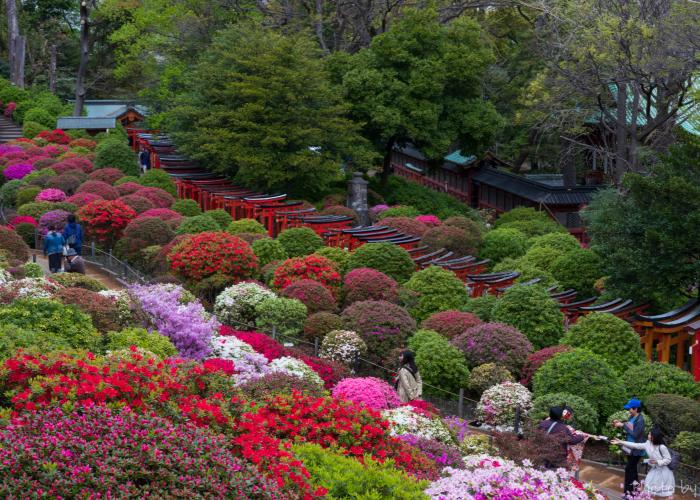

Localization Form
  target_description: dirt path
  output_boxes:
[580,461,697,499]
[31,250,125,290]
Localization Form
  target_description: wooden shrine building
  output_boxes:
[56,100,148,136]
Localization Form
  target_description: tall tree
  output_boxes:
[162,23,376,198]
[74,0,95,115]
[331,8,503,182]
[6,0,26,88]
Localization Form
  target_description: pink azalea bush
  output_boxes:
[331,377,401,410]
[66,192,103,207]
[8,215,37,228]
[3,163,33,180]
[35,188,67,202]
[415,215,441,227]
[342,268,399,305]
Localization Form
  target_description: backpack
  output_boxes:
[65,234,77,246]
[661,445,681,471]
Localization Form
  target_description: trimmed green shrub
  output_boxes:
[22,120,48,139]
[106,327,178,359]
[461,294,500,322]
[292,443,427,499]
[16,186,41,207]
[204,209,232,230]
[531,392,599,434]
[252,238,287,268]
[533,348,625,423]
[0,299,101,351]
[603,410,655,454]
[0,325,71,359]
[518,246,566,272]
[479,228,528,265]
[0,180,26,206]
[49,273,107,292]
[22,262,43,278]
[277,227,324,257]
[346,243,414,283]
[527,232,580,253]
[414,334,470,397]
[175,214,221,235]
[255,296,307,338]
[491,284,564,350]
[622,362,700,399]
[498,218,565,238]
[94,138,139,176]
[137,169,177,196]
[377,205,420,219]
[468,363,514,394]
[115,176,139,186]
[17,201,76,220]
[645,393,700,437]
[550,248,603,297]
[443,216,484,235]
[407,328,443,353]
[24,108,55,128]
[494,207,549,228]
[672,432,700,466]
[313,246,350,274]
[303,311,344,341]
[403,266,468,321]
[14,223,36,248]
[227,218,266,235]
[562,313,645,374]
[171,199,202,216]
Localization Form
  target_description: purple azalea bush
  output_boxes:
[38,210,71,235]
[397,434,465,469]
[129,284,218,360]
[3,163,34,180]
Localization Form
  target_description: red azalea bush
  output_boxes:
[421,310,483,340]
[116,181,143,196]
[4,102,16,117]
[288,350,350,389]
[168,231,257,282]
[77,199,137,246]
[341,300,416,367]
[225,327,288,360]
[342,267,399,306]
[68,138,97,150]
[0,406,286,499]
[380,216,429,236]
[36,129,71,145]
[45,173,83,195]
[89,167,125,185]
[272,255,341,294]
[281,279,337,314]
[451,322,533,375]
[135,186,175,208]
[66,191,102,207]
[8,215,37,228]
[117,194,155,214]
[520,345,572,387]
[76,180,119,200]
[332,377,401,410]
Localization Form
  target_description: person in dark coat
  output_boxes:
[43,226,64,273]
[62,214,83,255]
[64,248,86,274]
[537,406,585,469]
[613,398,646,497]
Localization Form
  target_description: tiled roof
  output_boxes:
[56,117,116,130]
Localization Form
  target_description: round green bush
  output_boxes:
[204,209,232,230]
[0,180,26,206]
[403,266,468,321]
[443,216,484,236]
[527,232,580,253]
[562,313,645,374]
[22,262,43,278]
[251,238,287,268]
[313,246,349,274]
[672,432,700,466]
[550,248,603,297]
[171,199,202,217]
[24,108,55,128]
[22,120,48,139]
[407,328,443,353]
[303,311,344,341]
[461,295,500,322]
[255,296,307,338]
[622,362,700,399]
[518,246,566,272]
[491,284,564,350]
[94,138,139,176]
[346,243,414,283]
[17,201,76,220]
[421,225,481,256]
[14,223,36,249]
[175,214,221,235]
[494,207,550,228]
[414,334,470,397]
[277,227,324,257]
[468,363,514,394]
[16,186,41,207]
[0,299,101,351]
[479,228,528,265]
[106,327,178,359]
[533,348,626,423]
[645,393,700,437]
[498,218,565,238]
[137,169,177,196]
[0,324,71,359]
[227,218,267,235]
[530,392,599,434]
[49,273,107,292]
[115,176,139,186]
[377,205,420,219]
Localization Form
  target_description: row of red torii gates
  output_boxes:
[131,129,700,382]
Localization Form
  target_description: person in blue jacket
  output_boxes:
[62,214,83,255]
[613,398,646,497]
[43,226,65,273]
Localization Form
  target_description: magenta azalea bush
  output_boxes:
[129,283,219,360]
[451,322,533,375]
[397,434,464,469]
[415,215,441,227]
[35,188,67,202]
[0,406,283,498]
[38,209,71,235]
[331,377,401,410]
[3,163,33,180]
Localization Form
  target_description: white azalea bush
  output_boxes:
[209,335,255,361]
[98,290,133,326]
[319,329,367,365]
[0,277,62,303]
[381,406,455,445]
[214,282,276,328]
[269,356,324,388]
[477,381,532,430]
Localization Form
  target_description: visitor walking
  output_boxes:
[613,398,646,497]
[395,350,422,403]
[612,426,675,498]
[62,214,83,255]
[139,149,150,174]
[64,248,86,274]
[43,226,64,273]
[537,406,586,470]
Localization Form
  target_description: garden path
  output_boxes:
[0,115,22,143]
[580,461,697,499]
[31,250,125,290]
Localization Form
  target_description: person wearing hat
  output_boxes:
[613,398,646,497]
[64,248,86,274]
[537,405,586,469]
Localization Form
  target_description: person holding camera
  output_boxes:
[613,398,646,497]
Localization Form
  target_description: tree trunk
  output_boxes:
[6,0,25,88]
[314,0,328,53]
[49,44,58,94]
[628,83,640,172]
[380,137,397,188]
[614,81,628,184]
[74,1,90,116]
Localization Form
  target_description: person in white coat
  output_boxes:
[395,350,422,403]
[612,426,675,498]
